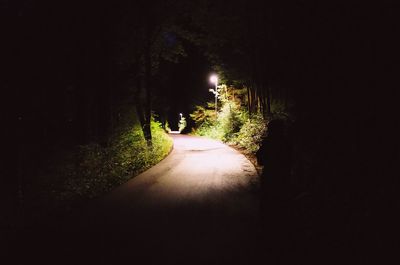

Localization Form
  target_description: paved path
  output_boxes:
[33,135,260,265]
[104,134,258,210]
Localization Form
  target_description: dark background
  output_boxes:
[2,1,399,264]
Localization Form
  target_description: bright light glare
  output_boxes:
[209,75,218,85]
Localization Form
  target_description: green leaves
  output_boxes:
[54,108,173,206]
[178,116,187,133]
[233,113,267,154]
[190,104,215,125]
[191,84,266,154]
[191,86,245,141]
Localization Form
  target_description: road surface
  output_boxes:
[25,135,261,265]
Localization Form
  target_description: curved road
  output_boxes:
[46,135,260,265]
[105,134,258,208]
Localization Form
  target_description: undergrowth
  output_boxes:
[190,85,268,154]
[31,106,173,217]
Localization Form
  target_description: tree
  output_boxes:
[180,1,296,118]
[115,0,187,145]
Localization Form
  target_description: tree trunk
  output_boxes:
[260,87,267,116]
[142,25,153,147]
[246,86,251,113]
[249,84,257,114]
[266,85,271,117]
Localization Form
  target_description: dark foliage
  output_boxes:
[3,1,399,264]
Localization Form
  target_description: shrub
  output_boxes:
[178,116,187,132]
[191,91,267,154]
[231,113,267,154]
[57,111,173,205]
[191,98,247,138]
[217,102,247,141]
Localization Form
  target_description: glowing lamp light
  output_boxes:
[209,74,219,115]
[209,75,218,85]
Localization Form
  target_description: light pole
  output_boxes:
[209,74,218,115]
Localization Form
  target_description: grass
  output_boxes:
[59,120,173,202]
[23,110,173,222]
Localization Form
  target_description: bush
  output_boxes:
[218,102,248,142]
[230,113,267,154]
[191,88,267,154]
[178,116,187,132]
[191,99,247,141]
[56,111,173,206]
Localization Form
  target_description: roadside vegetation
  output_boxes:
[25,105,172,221]
[190,84,290,156]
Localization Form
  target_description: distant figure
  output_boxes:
[256,119,292,224]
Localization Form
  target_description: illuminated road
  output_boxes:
[52,135,259,265]
[105,134,258,208]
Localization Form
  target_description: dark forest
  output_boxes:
[2,1,399,265]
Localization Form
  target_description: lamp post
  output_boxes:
[209,74,218,115]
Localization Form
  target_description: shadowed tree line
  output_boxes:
[7,0,191,147]
[186,2,399,263]
[3,0,197,227]
[187,0,398,202]
[2,1,400,263]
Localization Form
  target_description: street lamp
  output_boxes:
[209,74,218,114]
